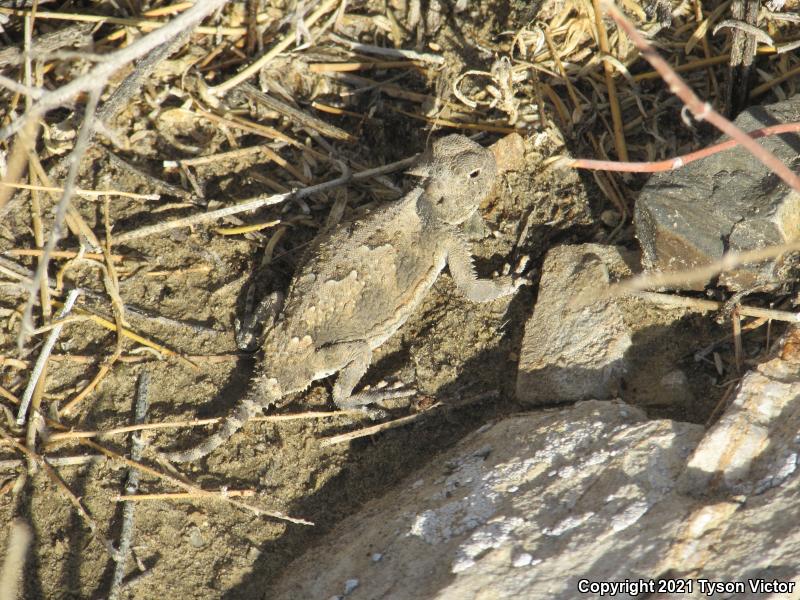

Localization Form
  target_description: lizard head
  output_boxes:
[410,134,497,225]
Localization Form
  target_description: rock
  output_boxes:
[490,132,526,173]
[270,330,800,599]
[634,95,800,291]
[515,244,636,405]
[514,243,719,419]
[658,369,695,409]
[679,330,800,495]
[271,400,702,599]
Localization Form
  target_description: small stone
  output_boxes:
[489,133,526,173]
[600,209,620,227]
[188,526,205,549]
[343,579,359,595]
[512,552,534,567]
[186,511,205,526]
[516,244,634,405]
[472,445,492,459]
[247,546,261,562]
[371,553,383,562]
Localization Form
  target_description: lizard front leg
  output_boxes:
[445,236,522,302]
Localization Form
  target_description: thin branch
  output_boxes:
[632,291,800,322]
[328,33,444,64]
[207,0,338,96]
[0,429,117,558]
[575,240,800,305]
[0,454,107,470]
[592,0,627,160]
[17,289,80,425]
[320,406,441,447]
[0,73,43,98]
[112,490,255,502]
[18,89,99,348]
[46,410,366,444]
[0,520,32,600]
[81,439,311,525]
[0,6,244,36]
[0,181,159,200]
[567,122,800,172]
[113,153,418,243]
[0,22,93,69]
[107,373,149,600]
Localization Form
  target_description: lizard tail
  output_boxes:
[161,381,279,463]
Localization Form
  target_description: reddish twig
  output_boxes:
[603,2,800,195]
[568,122,800,172]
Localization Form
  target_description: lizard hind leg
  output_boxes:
[161,378,281,463]
[330,344,416,416]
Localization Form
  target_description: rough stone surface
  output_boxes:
[489,132,526,173]
[634,95,800,291]
[679,330,800,496]
[270,330,800,599]
[516,244,635,405]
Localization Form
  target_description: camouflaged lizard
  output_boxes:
[163,134,522,462]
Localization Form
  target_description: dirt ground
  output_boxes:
[0,0,795,598]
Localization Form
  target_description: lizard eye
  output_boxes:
[469,169,481,179]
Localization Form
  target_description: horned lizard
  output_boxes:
[164,134,522,462]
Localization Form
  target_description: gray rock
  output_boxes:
[270,330,800,599]
[679,334,800,495]
[271,400,702,599]
[516,244,635,405]
[634,95,800,291]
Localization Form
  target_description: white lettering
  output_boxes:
[697,579,714,596]
[749,579,797,594]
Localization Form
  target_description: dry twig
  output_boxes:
[80,439,310,525]
[17,289,80,425]
[17,88,99,349]
[0,429,117,558]
[632,291,800,322]
[0,520,32,600]
[0,0,230,140]
[107,373,149,600]
[114,153,418,243]
[567,122,800,172]
[320,405,441,446]
[579,241,800,304]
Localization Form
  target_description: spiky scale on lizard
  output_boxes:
[163,134,523,463]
